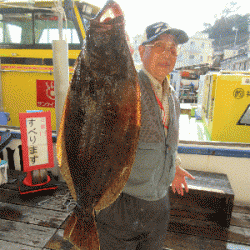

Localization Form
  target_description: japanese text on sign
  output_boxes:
[27,117,48,166]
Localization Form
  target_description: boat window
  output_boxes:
[0,12,33,44]
[0,23,22,43]
[0,27,2,43]
[35,13,80,44]
[38,28,80,44]
[0,11,80,45]
[7,24,22,43]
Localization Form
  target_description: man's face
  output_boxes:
[139,34,178,83]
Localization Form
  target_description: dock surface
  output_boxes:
[0,172,249,250]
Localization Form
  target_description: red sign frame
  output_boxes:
[19,111,54,172]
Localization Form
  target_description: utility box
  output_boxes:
[202,71,250,143]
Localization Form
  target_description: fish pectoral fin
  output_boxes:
[63,209,99,250]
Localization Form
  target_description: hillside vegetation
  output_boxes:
[203,2,250,52]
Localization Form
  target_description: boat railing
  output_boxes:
[0,127,249,205]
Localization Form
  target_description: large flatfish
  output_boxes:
[56,0,141,249]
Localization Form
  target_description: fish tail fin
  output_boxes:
[63,209,100,250]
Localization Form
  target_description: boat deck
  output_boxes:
[164,204,250,250]
[179,114,211,142]
[0,172,249,250]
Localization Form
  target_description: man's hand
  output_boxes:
[171,166,195,196]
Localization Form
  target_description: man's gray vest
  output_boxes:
[123,70,180,201]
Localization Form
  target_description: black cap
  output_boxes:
[142,22,189,45]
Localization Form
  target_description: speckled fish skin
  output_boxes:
[56,1,141,249]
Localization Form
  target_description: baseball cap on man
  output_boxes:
[141,22,189,45]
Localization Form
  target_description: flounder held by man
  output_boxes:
[56,1,141,249]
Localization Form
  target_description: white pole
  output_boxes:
[58,0,63,40]
[0,59,4,112]
[52,0,69,179]
[234,29,238,48]
[175,71,181,99]
[233,27,238,48]
[53,0,69,133]
[248,20,250,59]
[53,40,69,133]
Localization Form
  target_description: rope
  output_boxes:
[52,0,68,39]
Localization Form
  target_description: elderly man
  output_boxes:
[96,22,195,250]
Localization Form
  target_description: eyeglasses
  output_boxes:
[144,41,178,56]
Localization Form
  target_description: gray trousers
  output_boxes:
[96,191,170,250]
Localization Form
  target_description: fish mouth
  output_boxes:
[95,0,123,23]
[89,0,124,37]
